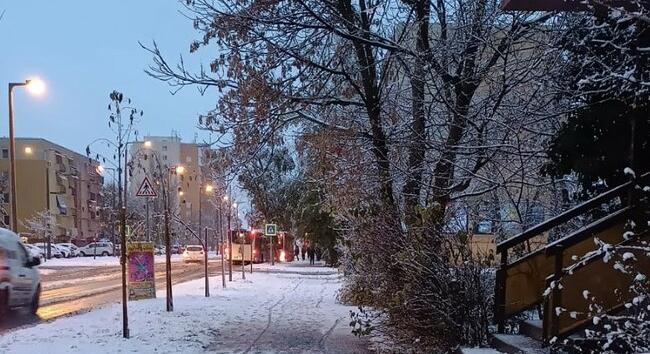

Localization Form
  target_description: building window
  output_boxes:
[56,195,68,215]
[2,193,8,203]
[90,192,96,201]
[55,154,63,164]
[162,145,168,151]
[163,155,167,161]
[2,149,8,158]
[186,156,192,163]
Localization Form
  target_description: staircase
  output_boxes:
[490,174,649,352]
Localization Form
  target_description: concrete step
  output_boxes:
[519,320,543,341]
[458,348,504,354]
[490,334,548,354]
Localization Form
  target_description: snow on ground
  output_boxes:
[37,268,57,275]
[0,265,370,354]
[38,254,222,268]
[255,260,341,275]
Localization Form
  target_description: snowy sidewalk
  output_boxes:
[0,265,370,354]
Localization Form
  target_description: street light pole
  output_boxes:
[227,203,232,282]
[204,227,209,297]
[164,170,174,311]
[219,206,225,288]
[7,82,26,233]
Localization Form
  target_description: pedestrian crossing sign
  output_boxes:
[136,177,157,197]
[264,224,277,236]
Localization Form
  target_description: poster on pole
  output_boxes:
[127,241,156,300]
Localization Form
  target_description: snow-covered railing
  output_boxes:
[494,173,648,335]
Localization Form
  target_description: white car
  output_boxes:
[182,245,205,263]
[35,243,63,258]
[57,243,78,258]
[0,228,41,317]
[78,242,114,257]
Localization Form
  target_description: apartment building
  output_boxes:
[0,138,102,243]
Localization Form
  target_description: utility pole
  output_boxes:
[250,233,253,274]
[117,118,129,339]
[219,206,225,288]
[227,204,232,282]
[145,197,150,241]
[164,170,174,312]
[204,227,209,297]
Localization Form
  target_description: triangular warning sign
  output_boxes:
[136,177,157,197]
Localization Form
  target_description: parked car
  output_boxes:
[154,246,164,255]
[57,243,79,257]
[24,244,45,261]
[78,242,114,257]
[53,245,71,258]
[182,245,205,263]
[35,243,63,258]
[0,228,41,317]
[171,245,182,254]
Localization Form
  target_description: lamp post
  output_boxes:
[224,195,233,281]
[165,164,184,311]
[235,204,245,280]
[7,78,45,233]
[218,203,226,288]
[199,183,213,297]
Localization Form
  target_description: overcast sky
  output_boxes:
[0,1,218,149]
[0,1,250,224]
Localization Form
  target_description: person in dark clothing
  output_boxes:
[294,245,300,262]
[308,247,315,265]
[315,246,322,262]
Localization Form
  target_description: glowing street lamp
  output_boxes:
[7,77,47,232]
[143,140,152,148]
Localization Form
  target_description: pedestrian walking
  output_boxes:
[294,245,300,262]
[308,246,315,265]
[301,247,306,261]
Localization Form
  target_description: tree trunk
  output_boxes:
[403,0,430,218]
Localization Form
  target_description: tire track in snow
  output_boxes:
[318,317,342,352]
[243,278,304,354]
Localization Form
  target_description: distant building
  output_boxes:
[0,138,102,243]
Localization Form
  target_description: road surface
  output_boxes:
[0,262,372,353]
[0,258,228,333]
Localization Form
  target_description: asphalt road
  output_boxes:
[0,258,228,333]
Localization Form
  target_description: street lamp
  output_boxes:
[7,77,46,232]
[198,183,213,297]
[164,163,184,311]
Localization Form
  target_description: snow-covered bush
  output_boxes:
[339,206,494,352]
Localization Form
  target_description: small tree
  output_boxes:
[22,210,56,258]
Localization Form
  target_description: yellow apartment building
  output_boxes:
[0,138,102,244]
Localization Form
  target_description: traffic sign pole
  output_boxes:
[264,224,277,265]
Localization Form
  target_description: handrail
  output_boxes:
[496,173,648,254]
[543,206,630,255]
[544,228,650,340]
